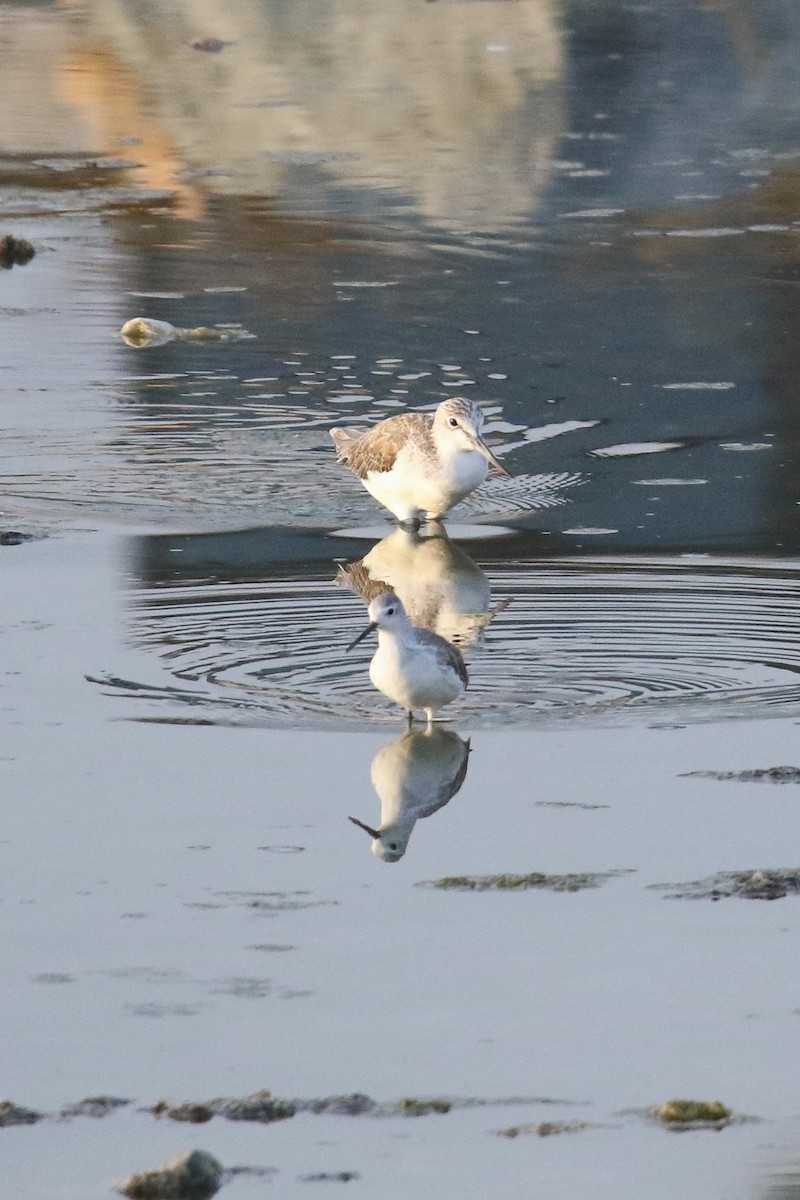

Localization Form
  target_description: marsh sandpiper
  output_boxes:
[347,592,468,723]
[331,396,509,524]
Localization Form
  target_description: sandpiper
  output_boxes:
[346,592,468,723]
[331,396,509,524]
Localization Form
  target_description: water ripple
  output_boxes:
[98,558,800,730]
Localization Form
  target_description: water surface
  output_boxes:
[4,2,800,1198]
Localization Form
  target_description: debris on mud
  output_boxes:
[116,1149,224,1198]
[60,1095,130,1119]
[120,317,254,348]
[650,1099,732,1130]
[0,1099,42,1126]
[417,869,626,892]
[655,868,800,901]
[681,765,800,784]
[0,234,35,268]
[495,1120,592,1138]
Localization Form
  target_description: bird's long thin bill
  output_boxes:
[475,436,511,476]
[349,816,381,838]
[346,621,377,652]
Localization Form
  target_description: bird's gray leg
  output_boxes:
[407,709,415,728]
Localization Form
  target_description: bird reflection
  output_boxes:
[349,727,471,861]
[337,520,500,648]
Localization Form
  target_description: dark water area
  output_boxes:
[4,2,800,1198]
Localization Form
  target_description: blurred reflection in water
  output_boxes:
[336,520,497,648]
[759,1159,800,1200]
[61,0,564,230]
[349,726,471,861]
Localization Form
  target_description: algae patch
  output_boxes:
[495,1120,592,1138]
[681,765,800,784]
[398,1098,452,1116]
[59,1095,130,1119]
[417,869,627,893]
[654,868,800,900]
[0,1099,42,1126]
[650,1099,732,1130]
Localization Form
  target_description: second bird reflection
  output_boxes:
[349,726,471,861]
[337,519,497,649]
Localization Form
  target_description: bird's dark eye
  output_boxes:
[389,843,397,850]
[387,607,395,615]
[448,417,458,427]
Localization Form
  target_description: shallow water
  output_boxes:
[4,1,800,1197]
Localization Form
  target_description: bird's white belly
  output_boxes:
[365,449,488,521]
[370,642,462,712]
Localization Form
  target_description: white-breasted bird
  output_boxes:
[331,396,509,524]
[346,591,468,723]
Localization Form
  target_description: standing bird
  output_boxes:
[347,592,468,724]
[331,396,509,524]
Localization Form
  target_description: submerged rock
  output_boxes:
[417,869,624,893]
[120,317,254,348]
[682,765,800,784]
[0,1099,42,1126]
[117,1150,223,1198]
[651,1099,732,1129]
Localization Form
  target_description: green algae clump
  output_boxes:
[418,870,617,893]
[398,1098,452,1116]
[497,1120,591,1138]
[654,1099,731,1128]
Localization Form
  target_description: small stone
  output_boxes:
[116,1149,223,1198]
[0,531,33,546]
